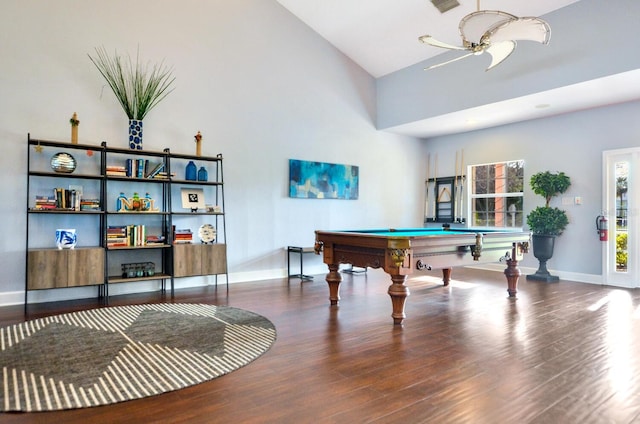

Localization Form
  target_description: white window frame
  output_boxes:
[467,159,525,229]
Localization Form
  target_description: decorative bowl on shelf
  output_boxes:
[50,152,77,173]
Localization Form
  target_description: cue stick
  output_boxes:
[454,151,459,222]
[433,153,438,219]
[425,153,431,221]
[459,149,464,222]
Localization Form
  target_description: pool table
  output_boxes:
[314,227,531,325]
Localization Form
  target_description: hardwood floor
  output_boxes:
[3,267,640,423]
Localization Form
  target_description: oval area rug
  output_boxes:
[0,303,276,412]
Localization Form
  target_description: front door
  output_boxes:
[603,149,638,288]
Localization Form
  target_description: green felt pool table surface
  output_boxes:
[337,228,508,237]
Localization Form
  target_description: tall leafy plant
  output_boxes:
[88,47,175,120]
[526,171,571,236]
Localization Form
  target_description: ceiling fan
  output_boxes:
[419,1,551,71]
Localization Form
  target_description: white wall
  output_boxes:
[0,0,425,304]
[422,99,640,281]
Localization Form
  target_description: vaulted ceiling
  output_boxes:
[276,0,581,78]
[276,0,640,137]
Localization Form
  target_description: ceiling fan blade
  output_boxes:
[459,10,516,45]
[424,52,475,70]
[485,17,551,44]
[418,35,467,51]
[484,40,516,70]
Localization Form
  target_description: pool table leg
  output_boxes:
[388,274,410,325]
[326,263,341,305]
[504,258,521,297]
[442,268,452,286]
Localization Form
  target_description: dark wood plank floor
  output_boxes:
[3,267,640,423]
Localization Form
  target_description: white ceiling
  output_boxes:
[275,0,640,138]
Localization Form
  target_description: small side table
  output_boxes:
[287,246,314,281]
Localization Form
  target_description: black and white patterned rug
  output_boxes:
[0,303,276,412]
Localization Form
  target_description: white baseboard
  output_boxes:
[1,274,232,307]
[466,263,604,285]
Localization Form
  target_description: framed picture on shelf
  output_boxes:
[181,188,206,211]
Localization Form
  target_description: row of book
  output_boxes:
[33,189,99,211]
[107,225,166,247]
[106,159,171,179]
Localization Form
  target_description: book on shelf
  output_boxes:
[33,195,57,210]
[173,227,193,244]
[106,225,155,247]
[54,188,69,209]
[152,171,174,180]
[145,234,166,245]
[80,199,100,210]
[137,159,145,178]
[33,188,83,211]
[125,159,133,177]
[114,159,167,179]
[145,162,165,179]
[106,165,127,177]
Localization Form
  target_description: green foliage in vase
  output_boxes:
[529,171,571,207]
[526,207,569,236]
[526,171,571,235]
[88,46,175,120]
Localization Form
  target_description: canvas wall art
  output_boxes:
[289,159,359,200]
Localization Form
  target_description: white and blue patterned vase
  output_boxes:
[128,119,143,150]
[55,229,77,250]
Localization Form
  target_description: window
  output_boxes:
[469,160,524,228]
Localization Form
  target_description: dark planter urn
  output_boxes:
[526,234,560,282]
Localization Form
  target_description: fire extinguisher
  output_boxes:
[596,215,608,241]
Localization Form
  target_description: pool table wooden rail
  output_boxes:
[314,230,529,273]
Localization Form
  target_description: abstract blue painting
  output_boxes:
[289,159,359,200]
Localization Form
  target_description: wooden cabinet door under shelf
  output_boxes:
[173,244,227,277]
[27,247,104,289]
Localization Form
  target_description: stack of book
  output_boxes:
[107,226,128,247]
[151,171,175,180]
[106,225,149,247]
[106,165,127,177]
[80,198,101,211]
[32,189,81,210]
[173,228,193,244]
[145,234,166,245]
[105,159,169,179]
[33,195,58,210]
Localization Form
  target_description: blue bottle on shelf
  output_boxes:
[185,161,197,181]
[116,192,127,212]
[197,166,208,181]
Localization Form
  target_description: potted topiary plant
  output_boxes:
[526,171,571,282]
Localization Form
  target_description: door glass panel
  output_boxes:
[615,161,628,273]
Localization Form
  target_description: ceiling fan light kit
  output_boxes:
[419,5,551,71]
